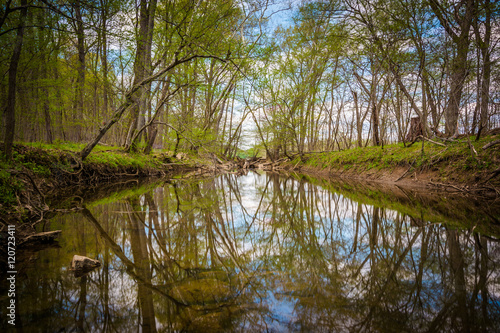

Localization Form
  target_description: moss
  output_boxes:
[299,136,499,185]
[0,167,24,209]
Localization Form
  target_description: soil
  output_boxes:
[295,162,499,198]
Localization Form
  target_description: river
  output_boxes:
[2,171,500,332]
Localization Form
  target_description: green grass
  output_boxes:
[0,163,23,208]
[24,140,120,153]
[17,141,167,171]
[295,136,499,182]
[84,150,160,169]
[0,142,178,214]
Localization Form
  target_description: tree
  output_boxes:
[125,0,157,152]
[3,0,27,160]
[428,0,475,137]
[474,0,494,139]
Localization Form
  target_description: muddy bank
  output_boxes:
[290,173,500,235]
[285,136,500,197]
[0,145,208,228]
[294,163,499,197]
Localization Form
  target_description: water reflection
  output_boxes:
[4,172,500,332]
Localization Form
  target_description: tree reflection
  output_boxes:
[12,172,500,332]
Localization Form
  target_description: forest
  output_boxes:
[2,1,500,331]
[1,0,499,160]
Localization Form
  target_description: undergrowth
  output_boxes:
[0,142,190,215]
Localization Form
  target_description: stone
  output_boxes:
[71,255,101,278]
[176,152,187,160]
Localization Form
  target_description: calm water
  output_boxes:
[1,171,500,332]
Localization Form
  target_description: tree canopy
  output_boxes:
[1,0,499,160]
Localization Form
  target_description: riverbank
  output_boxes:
[293,174,500,237]
[0,142,218,227]
[1,134,499,228]
[289,134,500,196]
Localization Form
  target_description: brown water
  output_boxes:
[1,171,500,332]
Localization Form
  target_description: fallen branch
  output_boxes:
[482,139,500,150]
[407,135,446,147]
[429,181,467,192]
[435,136,458,143]
[80,53,229,161]
[485,167,500,182]
[395,161,415,182]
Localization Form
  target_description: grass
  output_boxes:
[295,135,499,183]
[24,140,120,153]
[84,150,162,169]
[19,141,169,171]
[0,142,173,213]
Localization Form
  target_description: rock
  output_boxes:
[176,152,187,160]
[71,255,101,278]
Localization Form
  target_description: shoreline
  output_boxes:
[284,135,499,197]
[1,136,498,227]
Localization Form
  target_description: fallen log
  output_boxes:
[19,230,62,247]
[483,139,500,150]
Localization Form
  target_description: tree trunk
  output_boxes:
[475,0,492,140]
[445,39,468,137]
[371,104,380,146]
[74,0,85,142]
[3,0,27,159]
[406,117,423,142]
[100,0,109,143]
[428,0,474,137]
[126,0,158,151]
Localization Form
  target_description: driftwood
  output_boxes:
[254,158,290,171]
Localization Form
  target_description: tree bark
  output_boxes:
[475,0,492,140]
[74,0,85,142]
[126,0,158,151]
[428,0,475,137]
[3,0,27,159]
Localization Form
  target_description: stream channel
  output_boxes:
[2,170,500,332]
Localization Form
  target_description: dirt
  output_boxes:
[295,163,499,198]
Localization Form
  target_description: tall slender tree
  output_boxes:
[3,0,27,159]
